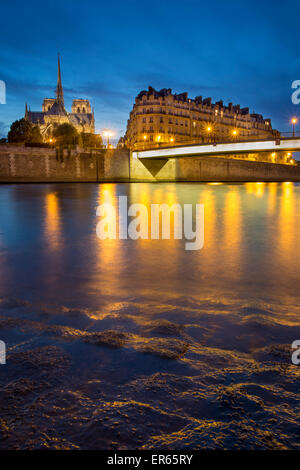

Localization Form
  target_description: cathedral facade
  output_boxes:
[25,56,95,140]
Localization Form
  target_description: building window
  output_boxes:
[77,107,80,113]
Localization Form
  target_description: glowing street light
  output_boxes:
[291,117,298,137]
[232,129,238,138]
[103,130,114,148]
[142,134,148,149]
[170,137,174,143]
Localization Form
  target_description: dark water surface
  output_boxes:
[0,182,300,449]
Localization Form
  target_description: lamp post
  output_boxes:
[207,126,212,143]
[232,129,238,140]
[103,130,113,148]
[291,118,297,137]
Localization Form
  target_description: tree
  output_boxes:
[8,118,42,144]
[53,123,78,147]
[80,132,103,149]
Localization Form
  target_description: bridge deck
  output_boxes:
[132,137,300,160]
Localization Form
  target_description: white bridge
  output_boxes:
[132,137,300,160]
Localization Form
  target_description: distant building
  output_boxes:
[125,86,278,149]
[25,56,95,140]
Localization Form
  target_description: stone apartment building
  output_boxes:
[125,86,278,149]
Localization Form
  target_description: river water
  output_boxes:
[0,182,300,449]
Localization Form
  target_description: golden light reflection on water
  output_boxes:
[246,182,266,197]
[198,188,216,274]
[96,184,122,265]
[126,184,183,296]
[277,182,296,265]
[2,181,300,308]
[223,188,242,276]
[87,182,300,301]
[267,183,278,215]
[45,192,61,250]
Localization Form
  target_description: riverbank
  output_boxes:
[1,145,300,182]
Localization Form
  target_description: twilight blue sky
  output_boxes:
[0,0,300,140]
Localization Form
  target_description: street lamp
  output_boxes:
[206,126,212,143]
[291,118,298,137]
[232,129,238,139]
[103,130,114,148]
[143,134,147,149]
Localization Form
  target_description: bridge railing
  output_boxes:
[280,131,300,139]
[131,132,300,152]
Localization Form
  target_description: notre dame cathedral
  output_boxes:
[25,55,95,140]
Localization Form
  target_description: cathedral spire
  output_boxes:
[25,103,28,119]
[56,54,64,105]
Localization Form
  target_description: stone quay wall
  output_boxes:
[130,153,300,182]
[1,144,300,183]
[0,145,130,182]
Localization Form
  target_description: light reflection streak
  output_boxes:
[44,192,61,251]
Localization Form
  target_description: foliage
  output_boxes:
[79,132,103,149]
[53,123,78,146]
[8,118,42,144]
